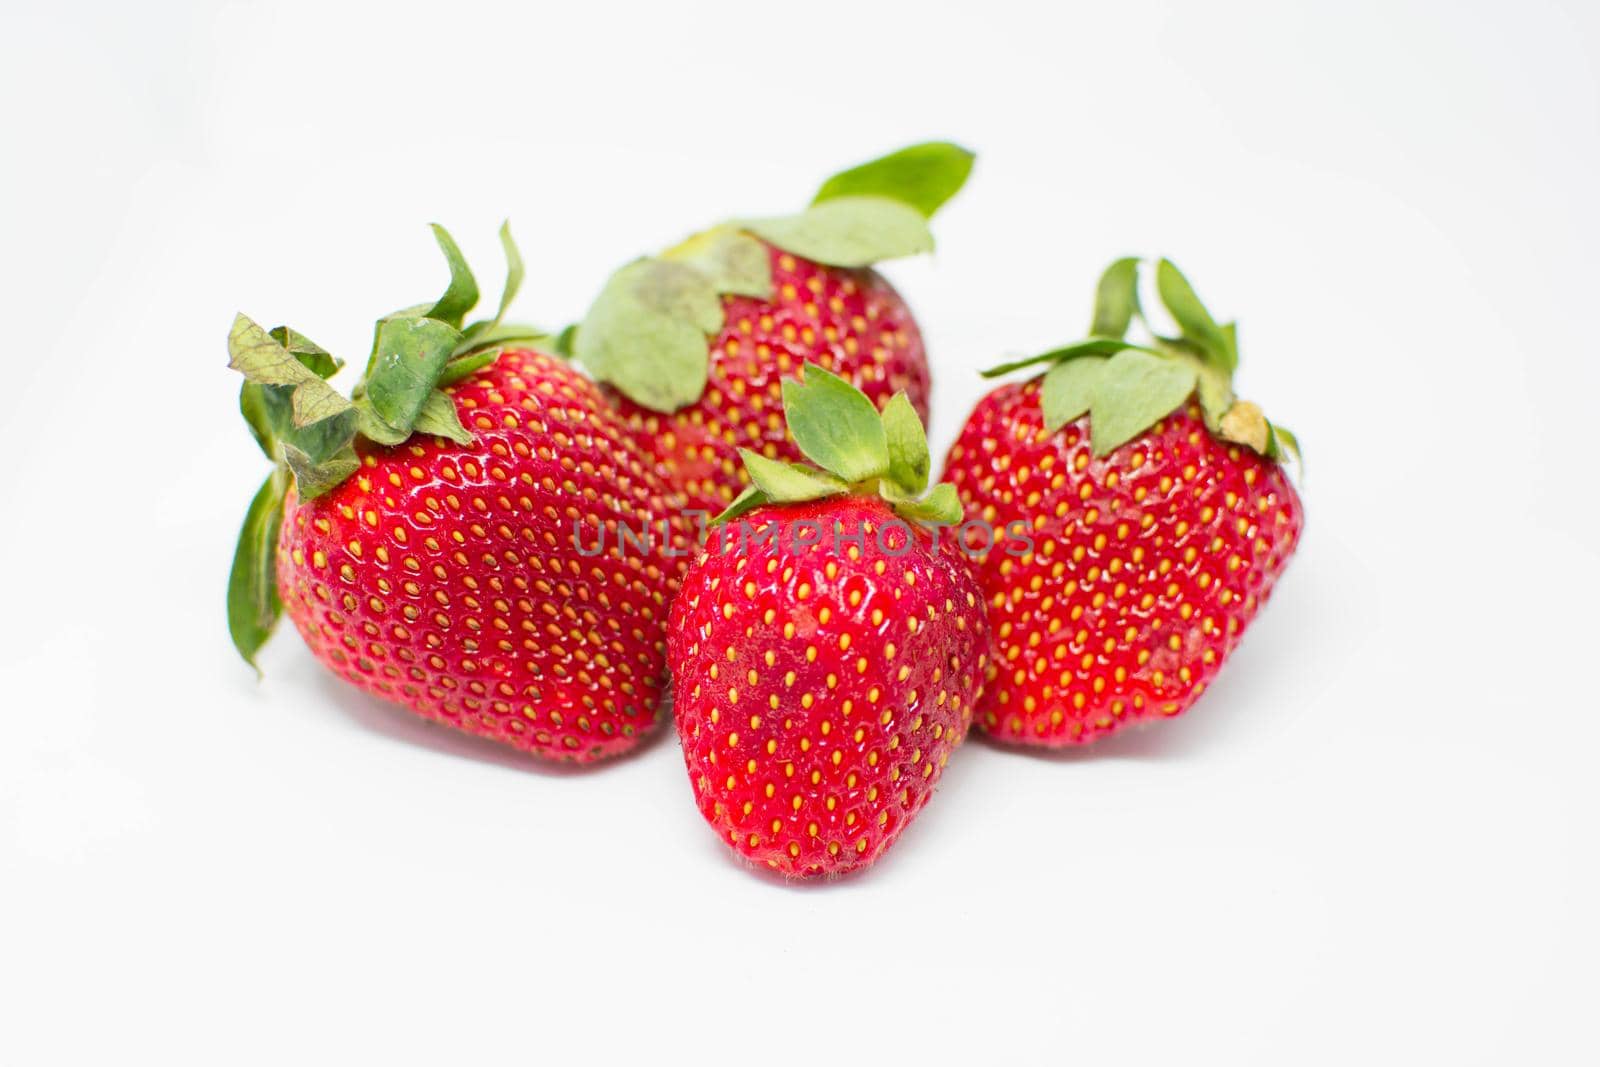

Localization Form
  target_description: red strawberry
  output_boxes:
[942,259,1303,746]
[227,225,689,761]
[669,365,989,876]
[572,142,974,515]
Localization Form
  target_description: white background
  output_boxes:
[3,1,1596,1063]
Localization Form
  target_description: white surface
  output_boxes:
[3,1,1597,1063]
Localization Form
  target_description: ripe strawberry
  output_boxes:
[942,259,1304,746]
[669,365,989,876]
[227,225,688,761]
[573,142,975,514]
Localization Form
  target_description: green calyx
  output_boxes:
[711,363,961,528]
[574,142,975,412]
[981,258,1301,465]
[226,222,545,670]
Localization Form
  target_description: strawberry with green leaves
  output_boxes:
[942,259,1304,746]
[668,365,989,877]
[574,142,974,515]
[227,225,689,762]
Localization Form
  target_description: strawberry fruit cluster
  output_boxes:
[227,143,1303,878]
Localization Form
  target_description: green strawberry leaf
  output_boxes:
[668,228,772,298]
[742,196,934,269]
[283,441,361,500]
[1269,423,1302,469]
[353,397,410,446]
[884,481,961,525]
[489,220,523,328]
[362,315,465,436]
[552,323,578,358]
[1041,355,1109,431]
[285,403,358,463]
[711,484,770,526]
[239,382,276,460]
[240,380,359,464]
[811,142,976,219]
[780,363,890,483]
[1220,320,1240,369]
[1090,257,1141,340]
[1193,359,1235,430]
[267,326,341,379]
[1153,340,1234,431]
[227,468,288,673]
[231,315,358,469]
[423,224,480,329]
[436,348,501,387]
[412,389,473,445]
[1155,259,1234,373]
[228,314,353,430]
[881,391,930,496]
[980,338,1152,379]
[740,449,849,503]
[1089,348,1197,455]
[458,221,527,347]
[452,322,548,356]
[984,257,1294,464]
[575,258,724,411]
[289,373,354,428]
[737,365,957,528]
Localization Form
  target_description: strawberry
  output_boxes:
[668,365,989,876]
[572,142,975,515]
[942,259,1304,746]
[226,225,689,761]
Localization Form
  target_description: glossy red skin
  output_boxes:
[275,349,690,762]
[942,379,1303,746]
[668,498,989,877]
[608,243,930,516]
